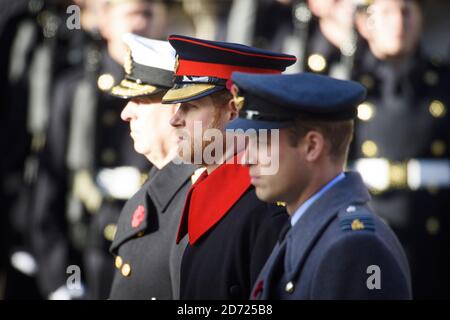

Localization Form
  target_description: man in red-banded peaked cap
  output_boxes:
[163,35,296,300]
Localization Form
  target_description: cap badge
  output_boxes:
[124,46,133,75]
[230,84,245,111]
[174,55,180,73]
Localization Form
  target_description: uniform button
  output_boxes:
[307,54,327,73]
[424,70,439,86]
[426,217,440,235]
[430,140,446,157]
[361,140,378,157]
[285,281,295,294]
[357,102,375,121]
[150,297,157,300]
[101,149,116,165]
[429,100,446,118]
[115,256,123,269]
[97,73,115,91]
[121,263,132,277]
[102,111,117,126]
[137,231,145,237]
[104,223,117,242]
[346,205,356,213]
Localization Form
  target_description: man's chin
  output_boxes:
[254,187,276,203]
[133,143,147,156]
[177,147,195,164]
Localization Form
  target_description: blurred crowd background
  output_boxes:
[0,0,449,300]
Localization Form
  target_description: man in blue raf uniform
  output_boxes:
[227,72,412,299]
[163,35,296,299]
[108,33,196,300]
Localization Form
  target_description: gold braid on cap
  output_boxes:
[124,46,134,75]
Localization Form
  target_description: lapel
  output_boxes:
[283,172,371,281]
[109,172,153,253]
[110,161,196,253]
[253,172,370,299]
[252,241,285,300]
[147,160,197,213]
[176,157,252,245]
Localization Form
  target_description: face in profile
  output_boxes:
[243,129,309,207]
[121,96,176,158]
[360,0,423,60]
[169,95,230,165]
[99,1,168,64]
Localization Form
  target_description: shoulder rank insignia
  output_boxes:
[338,205,375,232]
[276,201,286,207]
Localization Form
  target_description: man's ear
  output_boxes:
[227,98,239,122]
[303,130,325,162]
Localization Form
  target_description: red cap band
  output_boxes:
[176,59,282,80]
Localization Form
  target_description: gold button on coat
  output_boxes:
[121,263,132,277]
[115,256,123,269]
[285,281,295,294]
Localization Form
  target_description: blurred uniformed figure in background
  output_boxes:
[350,0,450,299]
[298,0,358,78]
[29,0,170,299]
[0,0,30,299]
[180,0,231,40]
[228,0,359,77]
[0,0,99,299]
[108,34,196,300]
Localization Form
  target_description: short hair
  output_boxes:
[133,90,166,104]
[210,89,233,109]
[287,115,354,163]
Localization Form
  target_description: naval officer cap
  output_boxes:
[226,72,367,130]
[161,35,297,104]
[111,33,176,99]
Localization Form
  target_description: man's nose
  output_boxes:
[170,107,185,128]
[121,101,137,122]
